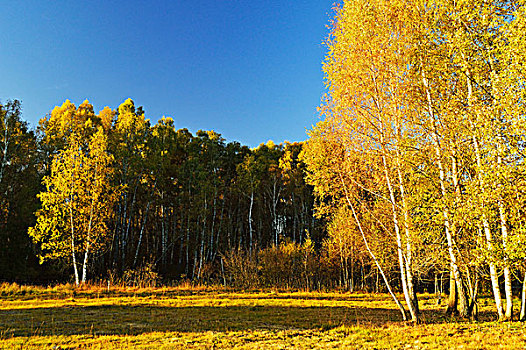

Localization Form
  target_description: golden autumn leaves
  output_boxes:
[303,0,526,321]
[29,100,118,285]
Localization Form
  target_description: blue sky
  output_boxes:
[0,1,335,147]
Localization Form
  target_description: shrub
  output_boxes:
[221,249,259,289]
[122,263,160,288]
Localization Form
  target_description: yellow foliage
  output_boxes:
[29,125,118,283]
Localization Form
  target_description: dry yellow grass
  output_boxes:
[1,284,525,349]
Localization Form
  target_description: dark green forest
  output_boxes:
[0,98,337,288]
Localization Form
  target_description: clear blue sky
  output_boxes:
[0,1,335,147]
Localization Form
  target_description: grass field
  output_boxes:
[1,284,526,349]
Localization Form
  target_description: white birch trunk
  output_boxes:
[464,62,505,319]
[422,68,469,317]
[69,150,79,285]
[395,149,418,315]
[82,198,95,284]
[381,153,418,322]
[0,115,8,185]
[497,153,513,320]
[498,198,513,320]
[470,128,504,319]
[520,273,526,321]
[133,198,152,268]
[338,173,408,321]
[70,203,79,286]
[248,191,254,256]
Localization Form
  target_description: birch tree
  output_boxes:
[30,101,116,284]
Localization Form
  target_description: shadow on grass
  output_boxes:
[0,290,392,303]
[0,304,498,338]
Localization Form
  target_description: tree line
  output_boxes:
[0,97,441,295]
[0,98,329,285]
[302,0,526,322]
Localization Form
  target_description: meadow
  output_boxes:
[0,283,525,349]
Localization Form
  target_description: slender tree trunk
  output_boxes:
[434,273,438,296]
[471,131,505,320]
[342,255,348,290]
[463,63,506,319]
[491,46,514,318]
[70,204,79,286]
[395,150,418,316]
[161,199,166,266]
[82,196,96,284]
[422,69,469,317]
[0,116,8,185]
[497,153,513,320]
[292,192,297,243]
[270,180,282,246]
[381,153,418,322]
[171,207,176,264]
[350,247,355,292]
[248,191,254,256]
[121,191,129,266]
[339,173,407,321]
[499,203,513,320]
[520,273,526,321]
[123,183,138,267]
[82,243,90,283]
[451,150,476,318]
[209,195,217,261]
[220,257,226,287]
[185,212,190,276]
[213,197,225,261]
[69,150,79,286]
[446,269,458,315]
[467,275,479,321]
[133,198,152,268]
[198,197,207,280]
[178,208,184,265]
[436,137,469,318]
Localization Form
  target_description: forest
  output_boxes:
[0,98,328,287]
[2,0,526,334]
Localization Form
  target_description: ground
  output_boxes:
[0,284,525,349]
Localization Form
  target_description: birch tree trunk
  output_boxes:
[520,273,526,321]
[446,269,458,315]
[422,69,469,317]
[462,62,506,319]
[339,173,408,321]
[497,153,513,320]
[470,125,505,320]
[70,203,79,286]
[248,191,254,256]
[0,114,8,185]
[69,151,79,285]
[82,196,95,284]
[395,150,418,315]
[133,198,152,268]
[381,153,418,322]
